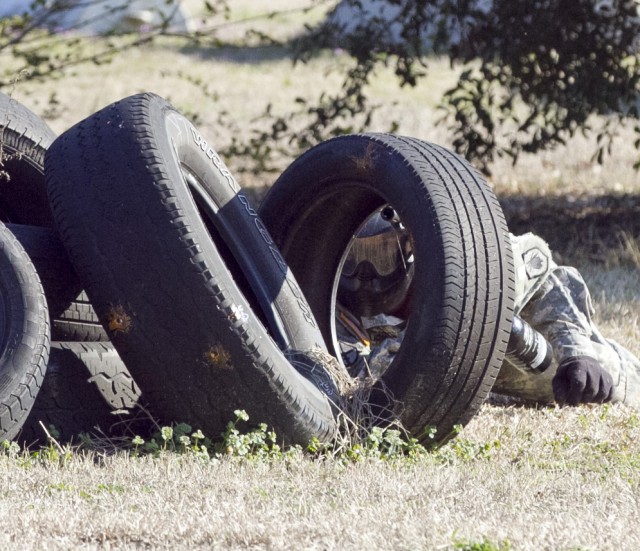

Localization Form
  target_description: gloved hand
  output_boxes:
[552,356,613,406]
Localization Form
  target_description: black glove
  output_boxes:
[552,356,614,406]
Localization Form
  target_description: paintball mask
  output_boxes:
[337,206,414,318]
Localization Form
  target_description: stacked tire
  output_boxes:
[0,91,514,448]
[259,134,515,443]
[0,92,139,445]
[0,223,49,441]
[44,93,338,445]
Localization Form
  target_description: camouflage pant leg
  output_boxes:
[493,233,640,407]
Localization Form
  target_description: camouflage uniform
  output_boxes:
[337,228,640,408]
[493,233,640,407]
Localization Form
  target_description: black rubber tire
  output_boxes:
[18,342,148,446]
[0,92,105,341]
[50,291,107,341]
[45,93,338,445]
[0,221,50,441]
[0,92,56,226]
[259,134,515,445]
[6,224,108,341]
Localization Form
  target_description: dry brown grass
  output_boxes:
[1,3,639,549]
[1,402,639,550]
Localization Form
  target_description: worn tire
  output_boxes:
[45,93,338,445]
[0,221,50,441]
[19,342,147,445]
[0,92,105,341]
[259,134,515,444]
[6,224,108,341]
[0,92,56,225]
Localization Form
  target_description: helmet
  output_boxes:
[337,206,414,318]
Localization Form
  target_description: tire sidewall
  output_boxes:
[156,99,341,402]
[161,104,327,354]
[0,222,50,441]
[262,135,449,392]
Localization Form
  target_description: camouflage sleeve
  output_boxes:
[520,267,601,364]
[515,265,638,406]
[497,233,640,408]
[510,232,555,314]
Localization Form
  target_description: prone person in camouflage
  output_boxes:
[492,233,640,407]
[337,209,640,408]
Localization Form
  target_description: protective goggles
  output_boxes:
[341,222,413,279]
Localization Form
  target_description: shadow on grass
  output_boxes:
[501,193,640,266]
[178,41,297,64]
[237,188,640,268]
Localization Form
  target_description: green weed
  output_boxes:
[130,421,213,459]
[122,410,432,463]
[453,539,512,551]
